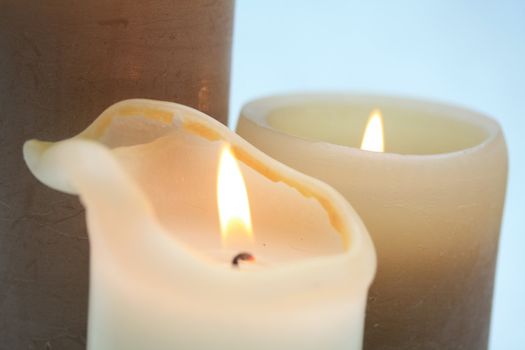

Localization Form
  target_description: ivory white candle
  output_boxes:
[23,99,376,350]
[237,93,508,350]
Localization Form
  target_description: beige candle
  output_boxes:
[237,93,508,349]
[24,99,376,350]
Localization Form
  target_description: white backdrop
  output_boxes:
[230,1,525,349]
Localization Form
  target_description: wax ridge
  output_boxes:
[78,101,350,249]
[182,120,348,247]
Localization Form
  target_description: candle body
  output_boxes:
[237,94,507,349]
[89,258,368,350]
[24,99,376,350]
[0,1,233,348]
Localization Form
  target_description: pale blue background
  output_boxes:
[230,1,525,349]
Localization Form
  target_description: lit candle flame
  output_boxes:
[217,145,253,247]
[360,109,384,152]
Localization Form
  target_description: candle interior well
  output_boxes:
[266,101,492,155]
[106,118,345,265]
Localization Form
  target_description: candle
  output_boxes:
[1,2,234,345]
[237,93,507,349]
[23,99,376,350]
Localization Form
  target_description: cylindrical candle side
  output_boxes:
[0,1,233,348]
[237,94,508,350]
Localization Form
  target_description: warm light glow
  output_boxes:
[217,145,253,247]
[360,109,384,152]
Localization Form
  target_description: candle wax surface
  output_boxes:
[266,102,488,155]
[107,122,344,268]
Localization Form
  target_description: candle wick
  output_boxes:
[231,252,255,268]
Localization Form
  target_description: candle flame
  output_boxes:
[217,145,253,247]
[360,109,384,152]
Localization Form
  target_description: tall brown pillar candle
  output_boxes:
[0,1,233,348]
